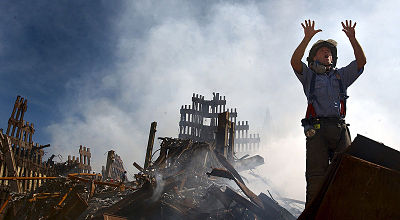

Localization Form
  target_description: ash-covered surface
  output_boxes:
[80,185,135,219]
[1,138,296,220]
[88,138,296,220]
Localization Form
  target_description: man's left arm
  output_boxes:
[342,20,367,71]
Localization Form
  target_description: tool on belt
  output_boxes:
[301,70,348,138]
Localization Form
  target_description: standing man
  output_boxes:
[291,20,366,205]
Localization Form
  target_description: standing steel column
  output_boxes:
[228,122,235,162]
[144,122,157,170]
[216,112,230,157]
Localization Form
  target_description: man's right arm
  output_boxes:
[291,20,321,74]
[291,36,312,73]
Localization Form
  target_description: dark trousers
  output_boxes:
[305,120,351,206]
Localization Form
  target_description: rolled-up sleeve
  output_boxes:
[340,60,364,88]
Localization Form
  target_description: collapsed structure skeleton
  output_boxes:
[0,95,297,219]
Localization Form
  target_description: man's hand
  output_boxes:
[291,20,320,73]
[341,20,356,39]
[341,20,366,70]
[302,20,322,40]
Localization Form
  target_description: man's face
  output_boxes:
[313,47,333,65]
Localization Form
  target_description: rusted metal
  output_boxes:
[52,193,89,220]
[33,144,51,150]
[67,174,133,190]
[57,188,72,207]
[29,193,61,202]
[89,180,96,199]
[0,195,11,214]
[0,96,74,193]
[102,214,128,220]
[0,95,292,219]
[0,135,20,192]
[0,176,58,180]
[144,122,157,170]
[93,181,154,218]
[68,173,101,177]
[133,162,144,172]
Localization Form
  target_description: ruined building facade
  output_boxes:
[101,150,126,181]
[67,145,92,173]
[179,93,261,154]
[0,96,53,193]
[0,96,92,193]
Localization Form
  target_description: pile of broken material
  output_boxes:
[3,138,295,220]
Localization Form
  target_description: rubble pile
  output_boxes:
[89,137,296,219]
[0,96,299,219]
[7,177,87,219]
[0,137,295,219]
[1,173,136,220]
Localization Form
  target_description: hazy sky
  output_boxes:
[1,0,399,201]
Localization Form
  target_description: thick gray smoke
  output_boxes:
[46,1,400,202]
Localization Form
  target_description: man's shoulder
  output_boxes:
[294,62,312,75]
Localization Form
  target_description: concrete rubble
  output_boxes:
[2,94,399,219]
[0,137,296,219]
[0,95,297,219]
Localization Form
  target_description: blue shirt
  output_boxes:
[294,60,364,117]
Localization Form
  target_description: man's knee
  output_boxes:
[306,175,325,205]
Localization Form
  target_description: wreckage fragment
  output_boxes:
[144,122,157,170]
[67,145,92,174]
[101,151,126,182]
[0,96,56,195]
[299,135,400,219]
[0,96,296,219]
[88,116,295,219]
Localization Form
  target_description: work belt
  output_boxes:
[302,117,347,138]
[313,117,346,124]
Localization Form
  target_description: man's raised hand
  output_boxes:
[341,20,356,39]
[301,20,322,40]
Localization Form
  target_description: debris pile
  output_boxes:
[0,96,298,219]
[89,137,295,219]
[0,136,294,219]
